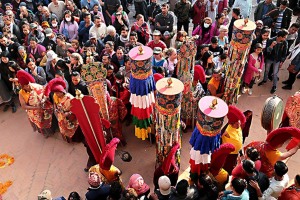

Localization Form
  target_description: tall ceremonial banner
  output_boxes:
[71,92,110,163]
[81,62,109,120]
[190,96,228,176]
[129,46,156,140]
[176,37,197,126]
[223,19,256,104]
[155,78,184,167]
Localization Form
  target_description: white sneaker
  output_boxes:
[241,87,246,94]
[248,89,253,95]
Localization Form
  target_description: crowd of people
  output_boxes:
[0,0,300,199]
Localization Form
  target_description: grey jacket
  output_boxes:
[154,12,174,34]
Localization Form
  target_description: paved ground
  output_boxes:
[1,1,300,199]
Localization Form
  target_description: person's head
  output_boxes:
[37,2,43,11]
[68,191,81,200]
[51,18,58,28]
[88,172,101,188]
[245,147,260,161]
[161,3,169,15]
[232,8,241,18]
[255,20,263,29]
[242,160,256,175]
[197,173,218,197]
[164,47,177,60]
[5,3,13,11]
[124,56,131,70]
[22,23,30,35]
[151,0,158,3]
[261,27,271,40]
[219,53,227,62]
[216,13,225,25]
[210,36,219,48]
[18,46,26,57]
[38,190,52,200]
[153,47,163,59]
[175,180,189,196]
[274,161,288,177]
[71,71,81,85]
[42,6,50,16]
[93,4,99,12]
[8,61,21,73]
[202,17,212,29]
[19,6,28,15]
[107,25,117,37]
[94,15,102,27]
[1,51,10,63]
[66,0,75,11]
[64,10,74,23]
[105,41,114,53]
[116,47,125,60]
[280,0,289,11]
[102,54,111,65]
[29,37,38,48]
[84,12,91,23]
[288,23,300,34]
[265,0,272,4]
[212,68,222,80]
[55,70,65,79]
[202,51,214,66]
[176,30,187,42]
[55,59,68,71]
[120,26,129,38]
[117,4,123,12]
[47,50,58,64]
[231,178,247,195]
[109,181,123,200]
[254,43,263,54]
[129,32,138,44]
[81,6,88,13]
[157,176,171,196]
[277,29,289,42]
[199,44,209,56]
[219,25,228,36]
[136,14,144,26]
[71,40,80,49]
[115,71,125,84]
[26,58,36,70]
[153,30,162,41]
[56,35,66,46]
[223,7,230,16]
[70,53,83,65]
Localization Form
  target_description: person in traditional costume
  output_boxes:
[221,105,246,174]
[17,70,54,137]
[278,174,300,200]
[207,69,224,98]
[88,138,123,185]
[245,127,300,178]
[44,78,80,143]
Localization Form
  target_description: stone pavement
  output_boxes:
[1,1,300,199]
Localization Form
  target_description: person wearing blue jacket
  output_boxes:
[220,178,250,200]
[78,12,94,44]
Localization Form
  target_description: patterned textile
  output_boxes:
[53,93,78,141]
[108,97,127,142]
[19,83,53,133]
[176,38,197,126]
[285,91,300,128]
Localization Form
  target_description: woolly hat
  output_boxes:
[99,138,120,170]
[153,73,164,83]
[88,172,101,187]
[44,78,66,96]
[227,105,246,125]
[17,70,35,86]
[266,127,300,149]
[128,174,150,196]
[194,65,206,84]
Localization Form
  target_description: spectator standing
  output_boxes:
[78,12,94,44]
[191,0,207,30]
[258,29,288,94]
[89,15,107,39]
[147,0,162,32]
[130,14,150,45]
[48,0,66,21]
[59,10,79,42]
[174,0,192,34]
[232,0,252,18]
[254,0,276,21]
[154,3,175,47]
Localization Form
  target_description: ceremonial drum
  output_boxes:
[129,46,156,140]
[223,19,256,104]
[261,95,284,132]
[155,77,184,166]
[190,96,228,175]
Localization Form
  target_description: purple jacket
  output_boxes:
[59,21,79,42]
[192,24,217,45]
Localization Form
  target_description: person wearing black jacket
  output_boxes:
[147,0,162,31]
[69,71,89,96]
[258,29,288,94]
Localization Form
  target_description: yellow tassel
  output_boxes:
[0,181,13,195]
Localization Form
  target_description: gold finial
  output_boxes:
[75,89,83,99]
[209,98,218,109]
[166,78,173,87]
[244,17,249,27]
[138,45,144,55]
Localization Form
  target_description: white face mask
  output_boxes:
[52,23,58,27]
[204,23,210,28]
[65,17,71,22]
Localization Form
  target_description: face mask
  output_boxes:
[204,23,210,28]
[116,80,122,84]
[65,17,71,22]
[52,23,58,27]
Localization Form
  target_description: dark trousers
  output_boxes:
[177,20,189,34]
[285,71,299,86]
[242,78,255,88]
[134,1,148,20]
[229,0,235,7]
